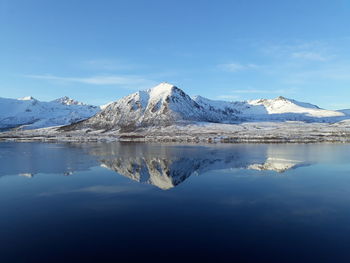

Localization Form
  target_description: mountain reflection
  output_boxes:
[88,143,312,189]
[94,144,264,190]
[0,142,318,189]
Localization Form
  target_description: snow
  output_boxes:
[148,82,175,101]
[52,96,85,106]
[248,96,344,117]
[66,82,216,131]
[194,95,345,120]
[0,96,99,130]
[18,96,36,101]
[100,101,114,110]
[2,82,350,140]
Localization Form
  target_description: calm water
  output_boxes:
[1,142,350,262]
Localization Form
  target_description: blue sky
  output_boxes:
[1,0,350,109]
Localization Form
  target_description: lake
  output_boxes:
[1,142,350,262]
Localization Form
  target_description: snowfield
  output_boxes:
[2,121,350,143]
[0,96,99,130]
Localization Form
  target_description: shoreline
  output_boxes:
[1,134,350,144]
[1,121,350,144]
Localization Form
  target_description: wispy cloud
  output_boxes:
[217,87,298,101]
[216,95,240,100]
[82,59,136,71]
[283,65,350,85]
[261,41,335,62]
[219,62,260,72]
[25,74,156,88]
[291,51,329,61]
[231,88,295,94]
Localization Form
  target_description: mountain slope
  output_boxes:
[195,95,345,122]
[0,96,99,130]
[248,96,343,118]
[63,82,239,132]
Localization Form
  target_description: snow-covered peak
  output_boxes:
[248,96,342,117]
[146,82,188,104]
[148,82,176,94]
[100,101,113,110]
[0,96,100,130]
[52,96,85,106]
[66,82,230,131]
[250,96,319,109]
[18,96,36,101]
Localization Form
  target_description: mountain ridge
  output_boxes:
[1,82,349,131]
[0,96,99,130]
[61,82,348,132]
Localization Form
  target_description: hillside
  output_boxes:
[0,96,99,130]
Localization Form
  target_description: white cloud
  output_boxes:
[231,88,293,94]
[261,41,334,62]
[82,59,135,71]
[291,51,329,61]
[282,63,350,85]
[219,63,260,72]
[216,95,240,100]
[25,74,156,88]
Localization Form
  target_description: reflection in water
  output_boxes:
[248,157,304,172]
[87,143,320,189]
[1,142,350,262]
[0,142,319,189]
[0,142,98,177]
[19,173,34,178]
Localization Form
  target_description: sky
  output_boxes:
[0,0,350,109]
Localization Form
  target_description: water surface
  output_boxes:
[1,142,350,262]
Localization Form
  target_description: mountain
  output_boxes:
[52,96,85,106]
[61,82,349,133]
[0,96,99,130]
[63,82,239,132]
[3,83,349,133]
[248,96,343,118]
[195,95,345,121]
[100,101,113,110]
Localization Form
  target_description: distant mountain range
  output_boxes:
[62,82,349,132]
[1,82,349,131]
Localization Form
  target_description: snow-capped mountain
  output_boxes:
[0,96,99,130]
[3,83,349,132]
[52,96,86,106]
[195,95,346,122]
[64,82,239,132]
[62,82,349,133]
